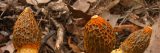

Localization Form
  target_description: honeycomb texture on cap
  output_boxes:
[84,15,116,53]
[120,26,152,53]
[12,7,42,53]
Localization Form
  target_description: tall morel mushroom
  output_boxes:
[84,15,116,53]
[117,26,152,53]
[12,7,42,53]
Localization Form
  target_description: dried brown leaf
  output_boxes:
[26,0,50,5]
[88,0,120,15]
[72,0,90,12]
[0,41,14,53]
[101,12,119,27]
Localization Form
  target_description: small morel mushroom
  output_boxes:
[12,7,42,53]
[119,26,152,53]
[84,15,116,53]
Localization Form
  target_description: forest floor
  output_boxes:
[0,0,160,53]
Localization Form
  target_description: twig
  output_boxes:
[37,18,49,23]
[118,5,142,26]
[128,18,145,27]
[50,17,65,50]
[39,31,55,53]
[118,12,131,26]
[0,9,6,20]
[38,17,43,26]
[118,8,133,26]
